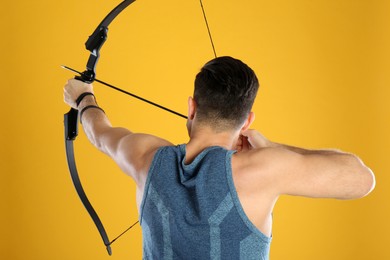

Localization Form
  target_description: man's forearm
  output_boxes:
[77,95,113,151]
[77,95,135,158]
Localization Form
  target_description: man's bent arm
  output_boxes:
[241,129,375,200]
[272,145,375,199]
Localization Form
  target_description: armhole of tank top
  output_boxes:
[139,147,164,224]
[225,151,272,243]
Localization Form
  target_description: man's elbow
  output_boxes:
[348,156,376,199]
[358,165,375,198]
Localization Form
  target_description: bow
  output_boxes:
[64,0,136,255]
[63,0,217,255]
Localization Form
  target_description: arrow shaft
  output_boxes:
[62,65,187,119]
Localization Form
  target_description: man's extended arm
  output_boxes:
[63,79,172,185]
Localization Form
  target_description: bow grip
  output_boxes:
[64,108,78,140]
[64,75,89,140]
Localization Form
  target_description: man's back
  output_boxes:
[141,145,271,259]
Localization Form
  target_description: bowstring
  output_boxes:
[199,0,218,58]
[109,220,139,245]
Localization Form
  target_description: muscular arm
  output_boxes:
[64,79,172,185]
[240,129,375,200]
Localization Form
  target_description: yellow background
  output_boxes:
[1,0,389,259]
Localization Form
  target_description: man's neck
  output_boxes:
[185,126,239,163]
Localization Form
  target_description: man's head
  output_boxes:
[190,56,259,132]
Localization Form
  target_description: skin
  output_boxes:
[64,79,375,237]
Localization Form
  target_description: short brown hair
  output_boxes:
[194,56,259,130]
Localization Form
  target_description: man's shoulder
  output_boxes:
[231,147,293,187]
[233,147,284,168]
[116,133,173,183]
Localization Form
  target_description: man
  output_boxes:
[64,56,375,259]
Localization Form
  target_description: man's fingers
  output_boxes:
[242,135,252,150]
[63,78,94,109]
[236,135,252,152]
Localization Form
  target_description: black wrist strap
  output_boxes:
[76,92,95,107]
[79,105,105,124]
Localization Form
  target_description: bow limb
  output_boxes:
[64,139,113,255]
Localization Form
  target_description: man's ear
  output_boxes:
[241,112,255,132]
[188,97,197,119]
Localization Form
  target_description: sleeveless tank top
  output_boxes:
[140,144,271,259]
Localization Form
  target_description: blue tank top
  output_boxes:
[140,144,271,259]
